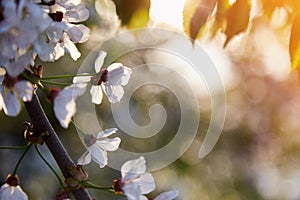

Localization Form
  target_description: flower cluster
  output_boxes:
[0,0,89,77]
[0,0,90,117]
[0,1,179,200]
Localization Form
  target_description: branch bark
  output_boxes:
[25,93,92,200]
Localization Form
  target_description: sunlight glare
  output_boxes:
[150,0,186,29]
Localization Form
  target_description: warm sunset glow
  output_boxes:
[150,0,186,29]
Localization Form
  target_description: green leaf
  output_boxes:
[112,0,150,28]
[183,0,217,41]
[289,14,300,71]
[223,0,251,47]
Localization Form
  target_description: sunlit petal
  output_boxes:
[104,84,124,103]
[89,145,108,168]
[14,81,33,102]
[121,157,146,182]
[77,151,92,166]
[97,128,118,138]
[96,137,121,151]
[90,85,103,104]
[107,65,132,86]
[54,83,87,128]
[1,88,20,117]
[94,51,107,72]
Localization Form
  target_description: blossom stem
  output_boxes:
[12,142,33,176]
[41,73,95,80]
[0,144,30,149]
[40,80,71,86]
[21,72,47,93]
[34,144,65,188]
[71,120,86,136]
[82,181,113,191]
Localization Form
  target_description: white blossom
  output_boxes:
[0,75,34,117]
[73,51,132,104]
[78,128,121,168]
[34,0,90,61]
[53,83,87,128]
[0,183,28,200]
[0,0,52,77]
[113,156,156,200]
[0,0,90,76]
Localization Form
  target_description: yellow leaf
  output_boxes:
[211,0,231,37]
[223,0,251,47]
[289,14,300,71]
[112,0,150,29]
[127,8,150,29]
[183,0,217,41]
[262,0,277,19]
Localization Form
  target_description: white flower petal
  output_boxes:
[154,190,179,200]
[96,137,121,151]
[54,83,87,128]
[121,157,146,182]
[63,37,81,60]
[57,0,81,8]
[73,74,92,83]
[46,22,67,43]
[94,51,107,73]
[26,3,52,32]
[65,4,89,23]
[137,173,156,194]
[66,24,90,43]
[89,145,108,168]
[54,43,65,60]
[5,51,33,77]
[0,1,17,33]
[0,93,3,111]
[104,84,124,103]
[107,65,132,86]
[0,184,28,200]
[46,22,65,43]
[90,85,103,104]
[34,35,57,62]
[15,81,33,102]
[1,88,20,117]
[123,182,147,200]
[97,128,118,138]
[77,151,92,166]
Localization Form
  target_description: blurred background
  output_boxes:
[1,0,300,199]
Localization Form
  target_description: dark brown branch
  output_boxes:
[25,93,92,200]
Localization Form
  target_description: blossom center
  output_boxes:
[46,87,61,102]
[49,11,63,22]
[112,178,125,194]
[84,134,97,147]
[91,69,108,86]
[2,74,17,88]
[5,174,20,187]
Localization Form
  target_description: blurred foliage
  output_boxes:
[183,0,300,72]
[112,0,150,28]
[183,0,217,41]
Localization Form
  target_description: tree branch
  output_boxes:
[25,93,92,200]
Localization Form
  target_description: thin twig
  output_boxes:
[24,93,92,200]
